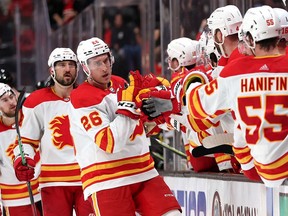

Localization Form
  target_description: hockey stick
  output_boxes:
[15,88,38,216]
[191,144,234,158]
[201,133,234,148]
[153,138,186,158]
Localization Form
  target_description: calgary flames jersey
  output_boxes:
[187,54,288,187]
[69,76,158,199]
[14,87,82,189]
[0,120,41,206]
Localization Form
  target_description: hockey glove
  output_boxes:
[14,155,36,182]
[136,86,181,118]
[142,74,170,89]
[135,74,172,112]
[116,70,143,119]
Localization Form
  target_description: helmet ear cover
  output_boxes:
[167,37,201,71]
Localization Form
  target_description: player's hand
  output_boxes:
[13,155,36,182]
[116,70,143,119]
[142,96,181,118]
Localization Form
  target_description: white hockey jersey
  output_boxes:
[69,76,159,199]
[187,54,288,187]
[0,120,41,207]
[14,87,82,189]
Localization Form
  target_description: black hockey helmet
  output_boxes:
[0,68,15,87]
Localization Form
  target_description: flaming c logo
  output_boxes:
[49,115,74,149]
[6,143,18,161]
[129,121,144,141]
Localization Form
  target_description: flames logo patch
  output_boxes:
[129,121,144,141]
[49,115,74,149]
[6,143,18,161]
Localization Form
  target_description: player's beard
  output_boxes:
[55,73,76,87]
[2,110,16,118]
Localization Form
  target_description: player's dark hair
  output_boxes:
[246,32,278,51]
[185,64,196,71]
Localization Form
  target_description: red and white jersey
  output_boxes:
[212,48,245,78]
[69,76,158,199]
[14,87,82,189]
[0,121,41,207]
[187,55,288,187]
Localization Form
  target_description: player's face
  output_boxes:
[0,92,17,118]
[54,60,77,86]
[168,58,181,72]
[87,54,112,87]
[213,29,224,45]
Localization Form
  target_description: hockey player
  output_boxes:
[12,48,94,216]
[160,37,220,172]
[139,37,239,172]
[183,5,288,187]
[198,30,221,69]
[201,4,246,172]
[207,4,244,78]
[69,37,182,216]
[0,83,42,216]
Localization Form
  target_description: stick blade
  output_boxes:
[192,144,233,158]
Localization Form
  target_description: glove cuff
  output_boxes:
[117,101,140,119]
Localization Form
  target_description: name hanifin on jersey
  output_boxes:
[240,76,287,92]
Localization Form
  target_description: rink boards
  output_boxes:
[162,172,288,216]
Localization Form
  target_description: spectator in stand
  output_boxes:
[69,37,181,215]
[12,48,94,216]
[0,82,42,216]
[8,0,33,19]
[73,0,94,14]
[154,27,162,76]
[111,11,141,80]
[62,0,77,24]
[47,0,77,30]
[103,18,112,47]
[47,0,65,30]
[195,19,208,41]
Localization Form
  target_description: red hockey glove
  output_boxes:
[142,74,170,89]
[136,86,181,119]
[171,70,212,106]
[14,155,36,182]
[116,70,143,119]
